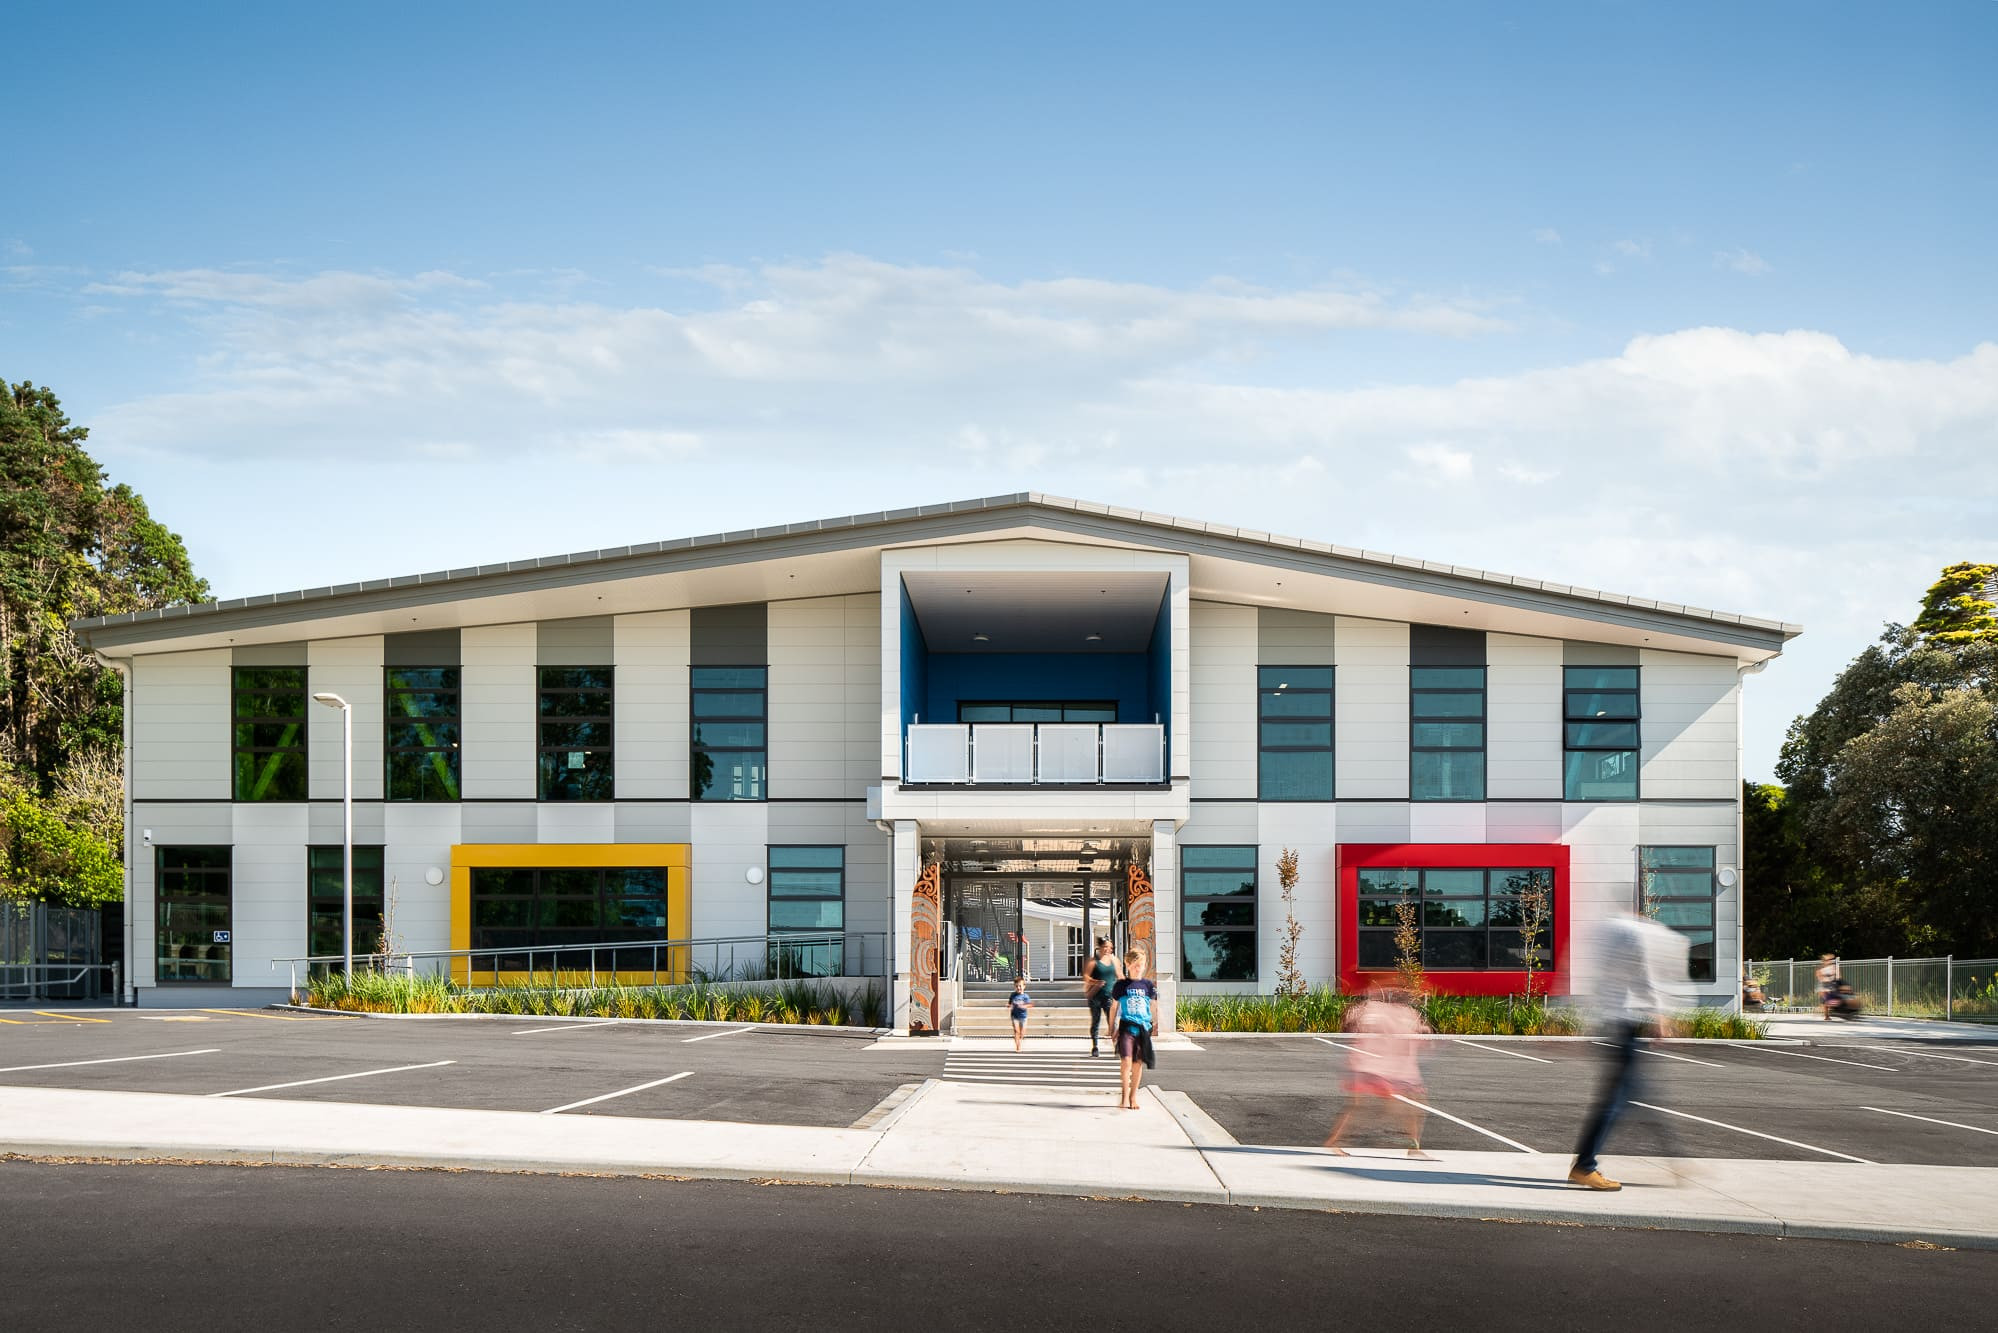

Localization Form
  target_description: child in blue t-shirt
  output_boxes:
[1109,951,1159,1110]
[1009,977,1033,1051]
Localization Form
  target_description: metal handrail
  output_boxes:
[272,929,887,998]
[0,961,124,1004]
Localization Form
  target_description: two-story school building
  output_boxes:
[74,494,1799,1026]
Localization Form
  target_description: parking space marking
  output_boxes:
[1725,1043,1897,1073]
[1841,1045,1998,1068]
[0,1049,220,1074]
[681,1026,757,1044]
[34,1011,110,1023]
[1596,1042,1725,1069]
[1863,1106,1998,1137]
[1630,1100,1876,1163]
[201,1008,355,1022]
[511,1023,618,1036]
[1391,1094,1539,1153]
[208,1060,456,1098]
[1313,1037,1378,1059]
[1456,1039,1553,1064]
[0,1015,86,1025]
[542,1071,693,1114]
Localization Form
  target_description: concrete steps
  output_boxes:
[954,981,1101,1037]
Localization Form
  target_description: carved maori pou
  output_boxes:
[910,860,942,1033]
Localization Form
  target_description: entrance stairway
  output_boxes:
[953,979,1100,1038]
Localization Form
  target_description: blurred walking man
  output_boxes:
[1570,911,1689,1191]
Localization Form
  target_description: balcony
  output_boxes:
[905,722,1165,785]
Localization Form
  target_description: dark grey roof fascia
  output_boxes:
[72,491,1803,651]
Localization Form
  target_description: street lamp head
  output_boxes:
[312,692,349,709]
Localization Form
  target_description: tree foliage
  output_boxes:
[1766,578,1998,956]
[1914,562,1998,646]
[0,380,210,906]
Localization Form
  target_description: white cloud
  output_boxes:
[1612,238,1653,260]
[1716,248,1772,276]
[1497,461,1559,484]
[1532,228,1562,245]
[1403,443,1476,484]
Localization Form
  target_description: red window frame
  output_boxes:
[1337,843,1570,996]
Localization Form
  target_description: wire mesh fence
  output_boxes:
[1746,955,1998,1021]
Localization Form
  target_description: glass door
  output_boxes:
[948,880,1024,982]
[157,847,232,984]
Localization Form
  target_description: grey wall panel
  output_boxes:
[1257,608,1336,666]
[538,616,615,665]
[232,641,308,666]
[384,628,461,666]
[691,603,768,665]
[458,802,538,843]
[308,801,387,845]
[1409,623,1485,666]
[1563,640,1641,666]
[614,803,693,843]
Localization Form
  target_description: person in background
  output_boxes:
[1084,937,1125,1057]
[1109,949,1158,1110]
[1323,986,1431,1159]
[1008,975,1033,1051]
[1570,911,1690,1191]
[1817,954,1843,1021]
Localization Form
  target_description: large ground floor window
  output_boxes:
[1181,845,1257,982]
[470,866,674,969]
[1641,846,1718,982]
[157,846,232,984]
[767,845,845,977]
[1339,844,1570,996]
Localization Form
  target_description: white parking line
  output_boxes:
[0,1048,220,1074]
[1456,1039,1553,1064]
[1595,1041,1725,1069]
[1391,1094,1539,1153]
[1630,1100,1876,1163]
[511,1023,618,1036]
[1842,1046,1998,1068]
[1314,1036,1377,1059]
[208,1060,456,1098]
[543,1070,693,1114]
[1863,1106,1998,1137]
[1725,1043,1898,1073]
[681,1026,757,1044]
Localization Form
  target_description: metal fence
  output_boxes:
[1747,955,1998,1021]
[1,901,118,1003]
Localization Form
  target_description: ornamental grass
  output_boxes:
[1174,986,1765,1038]
[303,971,884,1027]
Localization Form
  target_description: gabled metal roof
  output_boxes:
[71,491,1803,650]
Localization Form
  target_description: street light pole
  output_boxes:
[313,692,353,981]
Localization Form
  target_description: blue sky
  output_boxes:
[3,1,1994,777]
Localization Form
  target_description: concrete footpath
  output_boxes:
[4,1062,1995,1249]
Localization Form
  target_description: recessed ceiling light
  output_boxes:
[972,632,989,643]
[1085,633,1103,643]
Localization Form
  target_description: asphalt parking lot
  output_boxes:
[1151,1032,1998,1166]
[4,1008,1995,1165]
[0,1008,942,1126]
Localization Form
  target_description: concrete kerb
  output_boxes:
[1185,1031,1810,1047]
[269,1004,893,1039]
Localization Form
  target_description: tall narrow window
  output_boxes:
[157,846,231,983]
[767,846,845,976]
[1641,846,1717,982]
[307,845,386,962]
[232,666,307,800]
[538,667,614,800]
[1258,667,1333,800]
[1564,666,1640,799]
[384,667,461,800]
[1410,667,1485,801]
[1180,845,1258,981]
[692,666,767,800]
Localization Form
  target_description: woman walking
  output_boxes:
[1083,937,1124,1057]
[1109,949,1158,1110]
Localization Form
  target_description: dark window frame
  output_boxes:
[1257,666,1334,801]
[1180,845,1259,982]
[1355,866,1557,972]
[468,865,674,967]
[1563,666,1641,801]
[307,844,387,962]
[1641,845,1718,983]
[1409,666,1486,802]
[537,666,615,801]
[692,665,768,802]
[232,666,308,802]
[384,666,462,801]
[767,845,846,977]
[955,701,1119,723]
[156,846,232,984]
